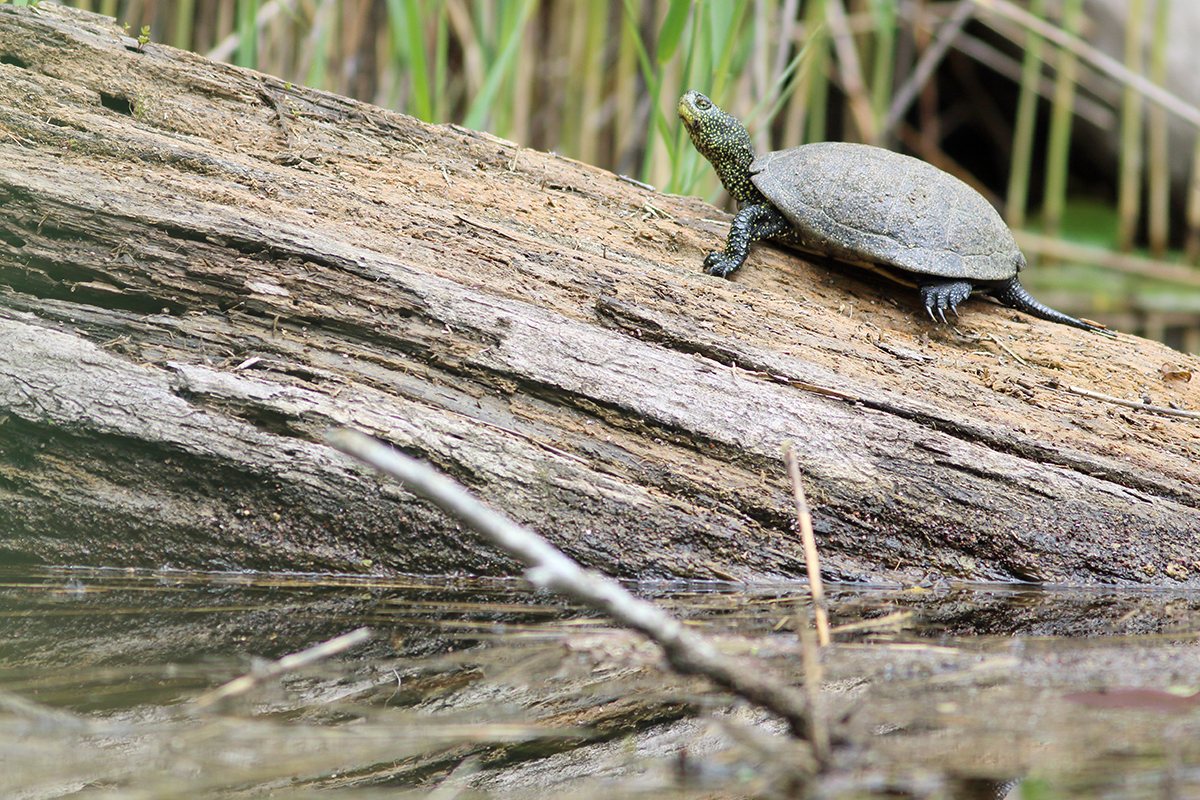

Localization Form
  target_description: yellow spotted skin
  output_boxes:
[677,90,763,208]
[677,90,793,278]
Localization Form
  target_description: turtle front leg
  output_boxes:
[703,203,791,278]
[917,280,973,323]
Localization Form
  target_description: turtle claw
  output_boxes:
[929,303,960,324]
[920,282,972,325]
[704,251,741,278]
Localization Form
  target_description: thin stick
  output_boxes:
[983,332,1027,366]
[1014,229,1200,288]
[784,443,830,647]
[885,0,975,135]
[973,0,1200,129]
[1057,384,1200,421]
[191,626,373,710]
[326,428,820,753]
[795,607,830,762]
[824,0,876,142]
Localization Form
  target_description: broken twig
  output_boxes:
[1056,383,1200,420]
[326,427,820,755]
[191,626,373,710]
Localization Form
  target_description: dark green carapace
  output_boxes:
[678,90,1111,335]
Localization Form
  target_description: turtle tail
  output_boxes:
[989,279,1115,336]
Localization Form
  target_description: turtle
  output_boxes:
[677,90,1112,335]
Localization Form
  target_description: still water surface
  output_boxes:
[1,565,1198,798]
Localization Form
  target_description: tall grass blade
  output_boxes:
[567,1,610,167]
[769,0,801,105]
[824,0,874,143]
[300,0,336,92]
[432,7,449,122]
[884,0,973,139]
[1116,0,1146,251]
[237,0,259,68]
[612,6,639,172]
[761,35,816,127]
[1006,0,1046,230]
[389,0,434,122]
[1186,136,1200,263]
[658,0,692,64]
[868,0,896,145]
[673,2,710,193]
[802,0,828,144]
[1147,0,1171,257]
[171,0,196,50]
[707,0,750,100]
[1041,0,1084,244]
[620,0,671,183]
[506,1,536,146]
[463,0,538,133]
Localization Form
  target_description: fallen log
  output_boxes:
[1,4,1198,584]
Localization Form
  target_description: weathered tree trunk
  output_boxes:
[1,5,1198,584]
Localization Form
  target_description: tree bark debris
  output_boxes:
[1,4,1198,584]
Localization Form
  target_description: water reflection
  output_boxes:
[0,565,1197,798]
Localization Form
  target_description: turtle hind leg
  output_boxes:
[918,280,973,323]
[989,278,1115,336]
[703,203,790,278]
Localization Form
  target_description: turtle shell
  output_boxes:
[750,142,1024,281]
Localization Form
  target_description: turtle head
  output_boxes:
[678,90,760,206]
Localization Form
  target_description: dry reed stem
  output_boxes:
[784,443,830,647]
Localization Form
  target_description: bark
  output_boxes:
[1,4,1198,584]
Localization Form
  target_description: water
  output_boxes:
[1,565,1198,798]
